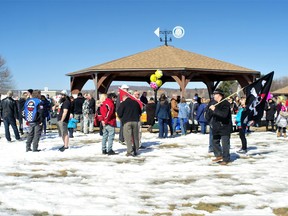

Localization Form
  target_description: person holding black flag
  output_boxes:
[205,89,233,165]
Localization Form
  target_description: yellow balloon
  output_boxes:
[150,74,157,82]
[156,79,162,87]
[155,70,163,78]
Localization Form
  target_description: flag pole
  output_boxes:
[214,86,246,106]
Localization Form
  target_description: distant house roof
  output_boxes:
[272,86,288,95]
[67,45,257,76]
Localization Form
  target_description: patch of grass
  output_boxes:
[168,204,177,211]
[6,172,27,177]
[182,203,193,207]
[30,162,48,165]
[182,214,205,216]
[158,143,182,149]
[232,205,245,210]
[214,174,232,179]
[32,212,49,216]
[30,169,70,178]
[81,139,96,144]
[113,158,146,164]
[194,202,231,213]
[139,195,151,200]
[273,208,288,216]
[5,207,17,212]
[154,212,172,216]
[219,190,255,197]
[138,210,149,214]
[151,177,196,185]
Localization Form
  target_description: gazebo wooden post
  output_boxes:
[171,74,190,98]
[92,73,98,100]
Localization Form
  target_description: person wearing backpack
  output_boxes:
[24,90,44,152]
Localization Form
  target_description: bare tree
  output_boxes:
[0,56,15,94]
[270,76,288,91]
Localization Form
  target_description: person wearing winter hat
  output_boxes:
[120,84,129,90]
[205,88,233,165]
[61,89,68,96]
[58,90,71,152]
[116,84,130,145]
[27,89,33,98]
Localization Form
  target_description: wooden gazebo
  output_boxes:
[66,45,260,97]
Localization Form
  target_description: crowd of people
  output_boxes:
[0,86,287,165]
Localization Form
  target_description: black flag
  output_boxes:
[241,71,274,126]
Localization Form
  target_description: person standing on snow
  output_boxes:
[57,90,71,152]
[205,89,233,165]
[24,90,44,152]
[100,93,118,155]
[0,90,21,142]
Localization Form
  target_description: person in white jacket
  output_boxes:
[275,105,288,138]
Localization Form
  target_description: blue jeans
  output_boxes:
[212,134,231,162]
[102,125,115,152]
[158,118,168,138]
[172,117,178,135]
[3,117,20,141]
[179,118,187,135]
[209,127,213,152]
[199,122,207,134]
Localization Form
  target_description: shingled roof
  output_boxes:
[272,86,288,95]
[67,45,257,75]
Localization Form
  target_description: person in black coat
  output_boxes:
[0,90,21,141]
[205,89,233,165]
[18,92,28,134]
[117,95,142,156]
[265,98,277,132]
[73,92,85,132]
[145,97,156,132]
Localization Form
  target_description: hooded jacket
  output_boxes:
[100,98,116,127]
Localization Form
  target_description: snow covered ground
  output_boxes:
[0,125,288,216]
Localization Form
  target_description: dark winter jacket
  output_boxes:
[146,101,156,125]
[0,97,19,119]
[156,99,170,120]
[117,98,142,125]
[196,103,208,123]
[265,100,277,121]
[73,96,85,114]
[205,99,233,136]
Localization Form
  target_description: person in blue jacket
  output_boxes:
[68,114,79,138]
[196,97,208,134]
[235,98,248,154]
[24,90,44,152]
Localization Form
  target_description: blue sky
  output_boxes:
[1,0,287,91]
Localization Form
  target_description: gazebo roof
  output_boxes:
[67,45,260,96]
[67,45,258,75]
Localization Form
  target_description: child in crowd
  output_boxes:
[68,114,79,138]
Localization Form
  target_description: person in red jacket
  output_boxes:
[100,93,118,155]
